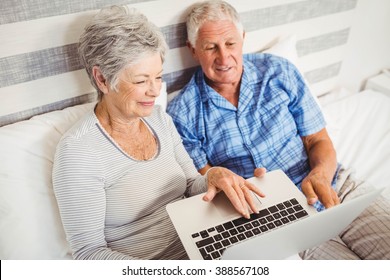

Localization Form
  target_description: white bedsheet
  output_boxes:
[323,89,390,198]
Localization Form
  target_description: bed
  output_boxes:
[1,0,389,260]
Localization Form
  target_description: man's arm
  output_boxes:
[198,163,212,175]
[301,127,340,208]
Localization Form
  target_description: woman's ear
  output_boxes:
[92,66,109,94]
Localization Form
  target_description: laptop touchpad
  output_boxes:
[212,192,262,219]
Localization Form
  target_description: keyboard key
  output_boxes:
[244,223,253,230]
[293,204,304,212]
[211,251,221,259]
[268,205,278,213]
[283,200,292,208]
[232,217,250,226]
[277,203,285,210]
[237,233,246,241]
[258,209,270,217]
[281,217,289,224]
[245,231,254,238]
[290,198,299,205]
[266,215,274,222]
[288,214,297,222]
[222,239,231,247]
[260,225,268,232]
[214,242,223,250]
[273,213,281,219]
[274,220,283,227]
[221,231,230,239]
[205,245,214,253]
[207,227,215,233]
[214,234,222,241]
[229,228,238,235]
[237,226,246,233]
[192,232,200,238]
[280,210,288,216]
[229,236,239,244]
[200,248,209,258]
[223,221,234,230]
[295,210,308,219]
[287,207,295,214]
[200,230,209,238]
[196,237,214,248]
[215,225,224,232]
[252,220,260,227]
[267,222,276,230]
[259,218,267,225]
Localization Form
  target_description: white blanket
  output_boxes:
[323,89,390,197]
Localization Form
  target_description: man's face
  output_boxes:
[189,20,244,88]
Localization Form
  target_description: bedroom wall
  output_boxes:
[0,0,359,126]
[339,0,390,93]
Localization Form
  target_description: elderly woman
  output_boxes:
[52,6,264,260]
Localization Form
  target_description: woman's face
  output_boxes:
[105,53,163,119]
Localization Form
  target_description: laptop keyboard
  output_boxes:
[191,198,309,260]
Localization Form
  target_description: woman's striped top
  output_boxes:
[52,106,206,260]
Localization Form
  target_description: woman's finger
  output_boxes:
[244,181,266,198]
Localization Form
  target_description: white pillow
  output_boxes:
[155,82,167,111]
[0,102,94,259]
[262,34,303,73]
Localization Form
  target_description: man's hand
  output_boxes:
[301,128,338,209]
[301,170,340,208]
[203,167,266,218]
[254,167,267,177]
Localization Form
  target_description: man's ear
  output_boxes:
[186,40,198,61]
[92,66,110,94]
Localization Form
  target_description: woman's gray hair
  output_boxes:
[186,0,244,46]
[78,6,168,100]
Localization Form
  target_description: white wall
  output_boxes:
[339,0,390,93]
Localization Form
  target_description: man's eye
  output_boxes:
[205,46,215,51]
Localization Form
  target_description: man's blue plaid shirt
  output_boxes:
[167,53,337,211]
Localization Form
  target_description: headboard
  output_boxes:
[0,0,358,127]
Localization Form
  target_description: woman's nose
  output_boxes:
[147,80,160,96]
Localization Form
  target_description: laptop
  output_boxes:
[166,169,383,260]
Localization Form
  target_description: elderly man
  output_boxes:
[167,0,390,259]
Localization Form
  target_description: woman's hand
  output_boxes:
[203,167,266,218]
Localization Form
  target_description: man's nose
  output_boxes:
[216,47,230,64]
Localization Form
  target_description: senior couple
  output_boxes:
[52,1,390,260]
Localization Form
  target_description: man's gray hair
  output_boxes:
[186,0,244,46]
[78,6,168,99]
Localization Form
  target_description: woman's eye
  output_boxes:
[134,80,146,84]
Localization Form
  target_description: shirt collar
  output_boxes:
[196,56,260,110]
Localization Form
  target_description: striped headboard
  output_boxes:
[0,0,358,127]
